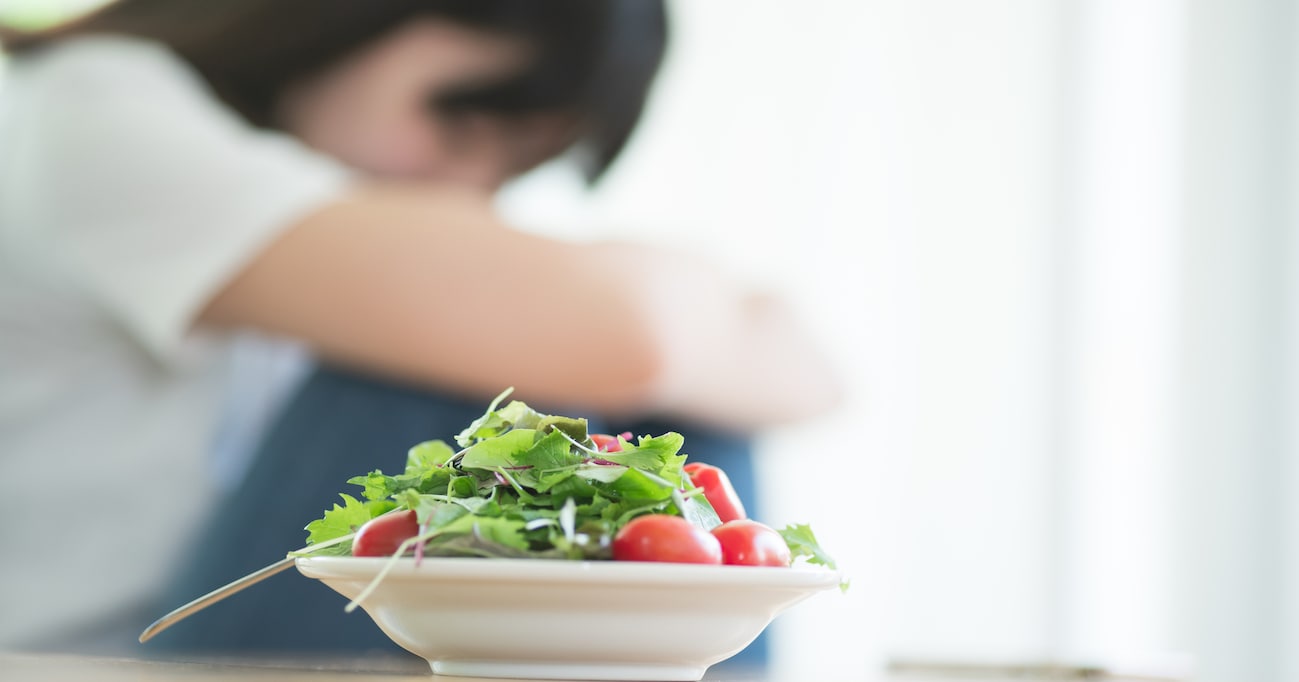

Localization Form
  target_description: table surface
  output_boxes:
[0,651,1188,682]
[0,652,782,682]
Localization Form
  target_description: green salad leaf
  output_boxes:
[778,523,838,570]
[406,440,456,472]
[304,494,395,554]
[303,391,840,573]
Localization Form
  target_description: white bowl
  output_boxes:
[295,556,841,681]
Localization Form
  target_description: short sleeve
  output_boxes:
[1,36,353,360]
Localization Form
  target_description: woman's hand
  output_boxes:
[616,244,842,428]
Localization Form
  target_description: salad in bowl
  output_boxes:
[145,389,843,680]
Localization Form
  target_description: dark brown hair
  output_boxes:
[1,0,668,180]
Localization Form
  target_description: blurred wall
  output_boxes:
[506,1,1298,680]
[504,1,1066,676]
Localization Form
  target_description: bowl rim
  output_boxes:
[296,556,843,591]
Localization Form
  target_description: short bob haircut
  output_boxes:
[1,0,669,181]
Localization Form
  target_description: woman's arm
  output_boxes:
[199,184,840,428]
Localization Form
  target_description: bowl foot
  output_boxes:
[429,659,709,681]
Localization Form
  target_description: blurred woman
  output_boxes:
[0,0,838,659]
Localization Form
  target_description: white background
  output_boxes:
[502,2,1298,680]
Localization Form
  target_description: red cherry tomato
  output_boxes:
[590,432,633,453]
[351,510,420,557]
[683,462,747,523]
[711,520,792,567]
[612,514,723,564]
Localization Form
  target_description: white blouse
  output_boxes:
[0,35,349,644]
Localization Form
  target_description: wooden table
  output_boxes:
[0,652,1188,681]
[0,652,777,681]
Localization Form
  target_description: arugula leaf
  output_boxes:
[400,494,471,530]
[305,494,394,545]
[422,529,539,559]
[598,433,688,484]
[674,488,722,531]
[406,440,455,473]
[535,415,588,443]
[779,523,838,570]
[607,467,676,506]
[573,462,629,484]
[410,514,530,554]
[466,516,530,550]
[454,391,546,447]
[517,429,584,472]
[546,472,599,502]
[575,492,613,519]
[459,429,537,469]
[348,471,395,502]
[348,470,421,501]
